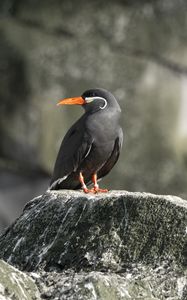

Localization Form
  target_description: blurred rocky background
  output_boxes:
[0,0,187,232]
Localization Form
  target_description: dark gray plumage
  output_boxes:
[50,88,123,192]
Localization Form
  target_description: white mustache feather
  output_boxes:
[85,96,107,109]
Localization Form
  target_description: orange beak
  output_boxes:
[57,96,85,106]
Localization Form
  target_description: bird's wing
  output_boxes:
[50,121,93,189]
[97,128,123,180]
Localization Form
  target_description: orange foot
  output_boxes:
[80,172,109,194]
[82,187,108,194]
[93,187,108,193]
[82,187,95,194]
[91,174,108,193]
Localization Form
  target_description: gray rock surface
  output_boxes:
[0,190,187,299]
[35,266,187,300]
[0,259,40,300]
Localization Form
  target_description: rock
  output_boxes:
[35,266,187,300]
[0,190,186,271]
[0,259,40,300]
[0,190,187,299]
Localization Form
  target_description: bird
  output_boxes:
[49,88,123,193]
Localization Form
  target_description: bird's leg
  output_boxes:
[92,174,108,193]
[79,172,94,193]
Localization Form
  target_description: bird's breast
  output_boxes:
[86,113,119,142]
[79,111,120,175]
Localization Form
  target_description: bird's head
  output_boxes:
[57,88,121,114]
